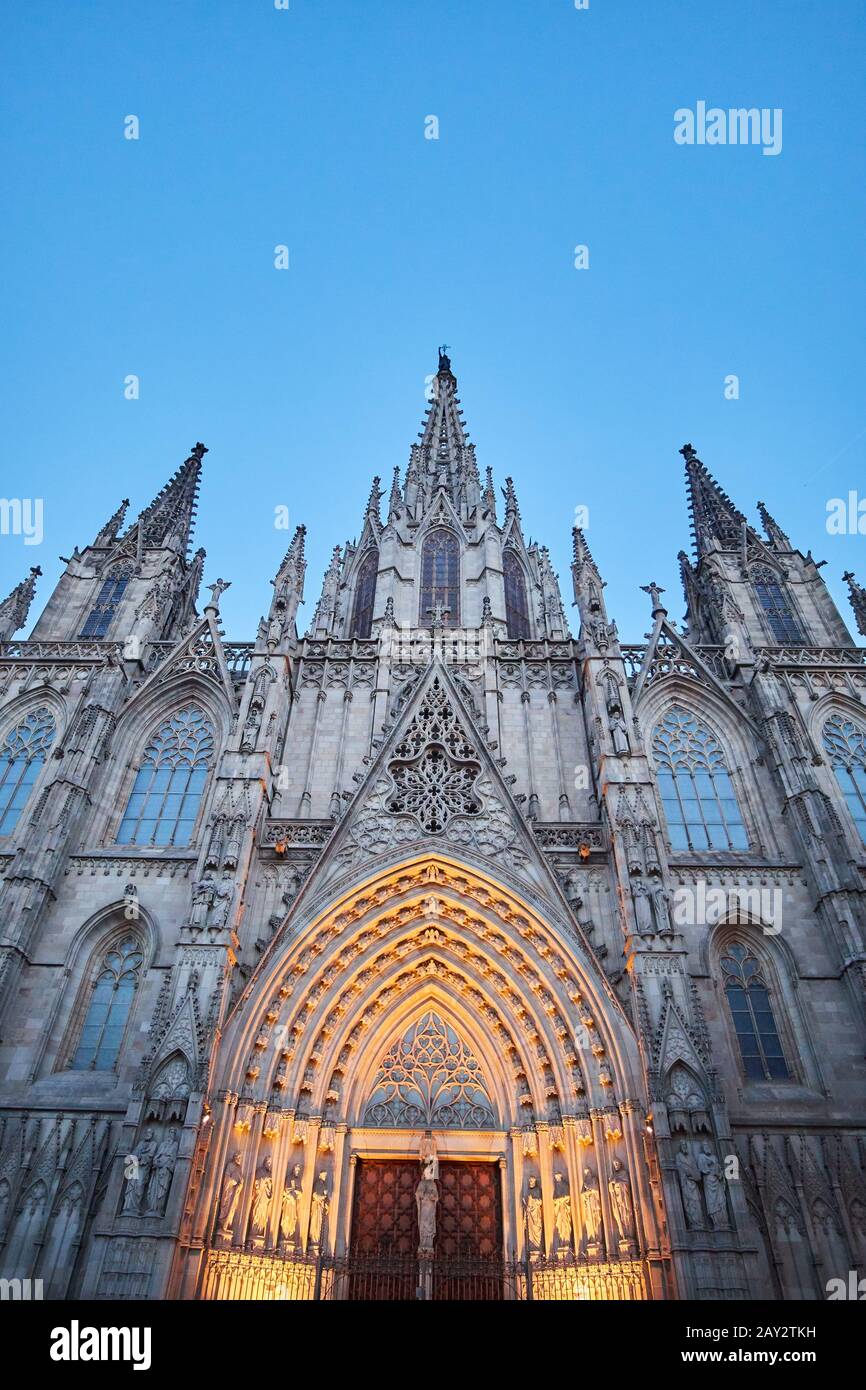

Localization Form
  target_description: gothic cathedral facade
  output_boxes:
[1,350,865,1301]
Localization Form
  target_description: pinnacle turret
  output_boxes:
[387,466,402,521]
[0,566,41,641]
[93,497,130,548]
[757,500,792,551]
[843,571,866,638]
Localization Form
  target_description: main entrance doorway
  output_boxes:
[346,1158,504,1299]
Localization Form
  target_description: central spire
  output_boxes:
[405,347,480,521]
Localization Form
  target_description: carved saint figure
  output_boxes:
[250,1155,273,1238]
[218,1152,244,1236]
[144,1129,178,1216]
[607,1158,634,1242]
[580,1167,603,1244]
[610,714,630,756]
[280,1165,302,1244]
[631,877,655,936]
[675,1141,704,1229]
[553,1174,574,1252]
[309,1173,329,1246]
[524,1175,543,1251]
[697,1143,729,1230]
[415,1172,439,1252]
[122,1128,157,1215]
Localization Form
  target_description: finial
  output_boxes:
[190,442,208,460]
[205,577,231,612]
[502,476,520,518]
[366,475,383,518]
[640,581,667,617]
[679,443,698,463]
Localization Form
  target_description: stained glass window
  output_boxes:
[504,550,531,639]
[70,936,143,1071]
[80,567,132,638]
[823,713,866,843]
[652,706,749,851]
[420,529,460,628]
[752,566,804,644]
[0,707,56,835]
[117,706,214,846]
[351,548,378,638]
[721,943,789,1081]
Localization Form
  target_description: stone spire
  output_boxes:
[411,347,472,512]
[483,466,497,521]
[365,476,383,524]
[502,476,520,520]
[93,497,130,548]
[387,466,402,522]
[757,500,792,551]
[0,566,41,641]
[681,443,748,558]
[843,571,866,638]
[310,544,342,637]
[571,526,606,623]
[127,442,206,557]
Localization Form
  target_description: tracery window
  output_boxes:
[80,566,132,638]
[652,706,749,851]
[350,548,378,638]
[70,935,144,1071]
[752,565,804,644]
[823,712,866,843]
[386,676,481,831]
[720,943,789,1081]
[0,707,56,835]
[116,706,215,847]
[363,1010,496,1128]
[503,549,531,639]
[419,529,460,628]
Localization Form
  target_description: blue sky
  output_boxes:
[2,0,865,641]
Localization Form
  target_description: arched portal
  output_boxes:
[188,855,656,1301]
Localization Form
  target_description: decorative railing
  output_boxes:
[201,1247,647,1301]
[0,640,125,661]
[754,645,866,668]
[262,820,335,850]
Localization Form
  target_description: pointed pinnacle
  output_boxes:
[0,565,42,639]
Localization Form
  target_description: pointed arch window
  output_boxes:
[721,943,789,1081]
[80,565,132,639]
[751,565,804,644]
[823,713,866,843]
[70,935,144,1071]
[503,550,531,639]
[0,707,56,835]
[419,529,460,628]
[652,706,749,851]
[363,1009,496,1128]
[117,705,215,846]
[351,548,378,638]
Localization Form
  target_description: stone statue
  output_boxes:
[610,713,630,756]
[697,1143,729,1230]
[309,1173,329,1246]
[675,1141,704,1229]
[631,876,655,936]
[280,1164,302,1244]
[415,1171,439,1252]
[607,1158,634,1241]
[190,877,213,932]
[250,1155,273,1239]
[122,1128,157,1215]
[553,1174,573,1252]
[580,1167,603,1244]
[649,880,673,936]
[144,1129,178,1216]
[524,1175,543,1251]
[218,1152,244,1237]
